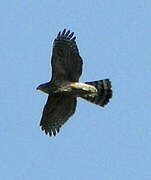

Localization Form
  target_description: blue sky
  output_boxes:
[1,0,151,179]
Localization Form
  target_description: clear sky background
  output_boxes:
[1,0,151,179]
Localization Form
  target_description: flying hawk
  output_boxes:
[37,29,112,136]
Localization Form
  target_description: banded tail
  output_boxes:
[81,79,112,107]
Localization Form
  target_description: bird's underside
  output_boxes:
[37,29,112,137]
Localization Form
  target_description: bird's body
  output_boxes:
[37,29,112,136]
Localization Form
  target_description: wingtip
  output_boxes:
[40,125,61,137]
[71,36,76,41]
[56,29,76,41]
[65,30,70,37]
[68,32,74,39]
[57,31,61,38]
[62,29,66,36]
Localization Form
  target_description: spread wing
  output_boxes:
[40,94,77,136]
[51,29,83,83]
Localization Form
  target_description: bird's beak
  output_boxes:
[36,86,40,90]
[36,82,50,94]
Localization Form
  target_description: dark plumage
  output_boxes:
[37,29,112,136]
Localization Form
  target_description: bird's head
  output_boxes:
[36,82,50,94]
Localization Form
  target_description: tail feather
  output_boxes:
[81,79,112,107]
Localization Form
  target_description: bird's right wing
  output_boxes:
[50,29,83,83]
[40,94,77,136]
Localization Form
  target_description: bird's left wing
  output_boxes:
[51,29,83,83]
[40,94,77,136]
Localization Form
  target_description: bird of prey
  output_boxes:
[37,29,112,136]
